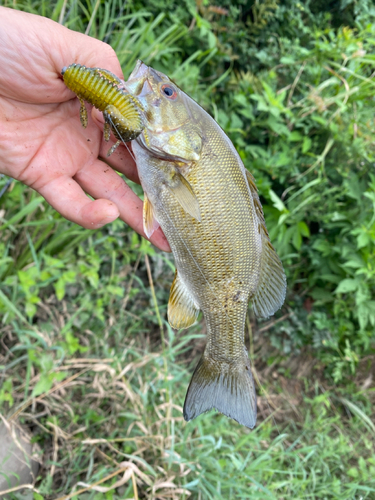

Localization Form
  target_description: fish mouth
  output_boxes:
[125,61,166,98]
[127,60,149,81]
[128,60,163,84]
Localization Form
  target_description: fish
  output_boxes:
[62,61,286,428]
[61,63,144,156]
[123,61,287,429]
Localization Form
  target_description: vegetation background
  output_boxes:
[1,0,375,498]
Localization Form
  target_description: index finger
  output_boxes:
[74,158,171,252]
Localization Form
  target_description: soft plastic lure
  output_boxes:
[61,63,144,156]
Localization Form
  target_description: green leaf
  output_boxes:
[347,467,359,478]
[298,221,310,237]
[25,301,38,319]
[0,379,14,406]
[55,277,66,301]
[302,136,312,153]
[339,397,375,436]
[31,374,54,398]
[269,190,286,212]
[0,289,29,324]
[335,279,359,294]
[65,331,88,354]
[357,303,369,330]
[31,372,67,398]
[292,227,302,250]
[357,231,370,249]
[107,285,124,297]
[0,196,44,231]
[313,239,332,256]
[290,131,303,142]
[280,56,295,64]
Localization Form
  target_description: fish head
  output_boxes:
[125,61,202,162]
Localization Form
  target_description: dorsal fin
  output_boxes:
[168,270,199,329]
[245,170,287,318]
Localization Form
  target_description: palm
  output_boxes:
[2,97,101,183]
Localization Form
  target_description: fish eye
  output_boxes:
[161,83,178,100]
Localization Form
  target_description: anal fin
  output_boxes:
[168,271,199,329]
[143,193,159,238]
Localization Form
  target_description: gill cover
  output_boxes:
[125,61,203,162]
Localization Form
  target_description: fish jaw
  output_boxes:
[124,60,149,96]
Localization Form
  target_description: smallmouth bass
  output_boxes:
[124,61,286,429]
[62,61,286,429]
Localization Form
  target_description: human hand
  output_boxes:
[0,7,170,252]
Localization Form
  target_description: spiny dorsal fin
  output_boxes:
[143,192,160,238]
[168,270,199,329]
[246,170,266,228]
[245,170,286,318]
[166,171,201,222]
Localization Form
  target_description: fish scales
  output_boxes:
[125,61,286,428]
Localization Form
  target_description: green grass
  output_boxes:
[1,175,375,499]
[1,1,375,498]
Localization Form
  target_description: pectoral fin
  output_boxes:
[244,170,287,318]
[166,171,201,221]
[143,193,159,238]
[168,271,199,329]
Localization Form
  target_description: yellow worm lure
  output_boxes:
[61,63,144,156]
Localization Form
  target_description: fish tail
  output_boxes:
[183,353,257,429]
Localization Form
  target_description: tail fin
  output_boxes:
[183,354,257,429]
